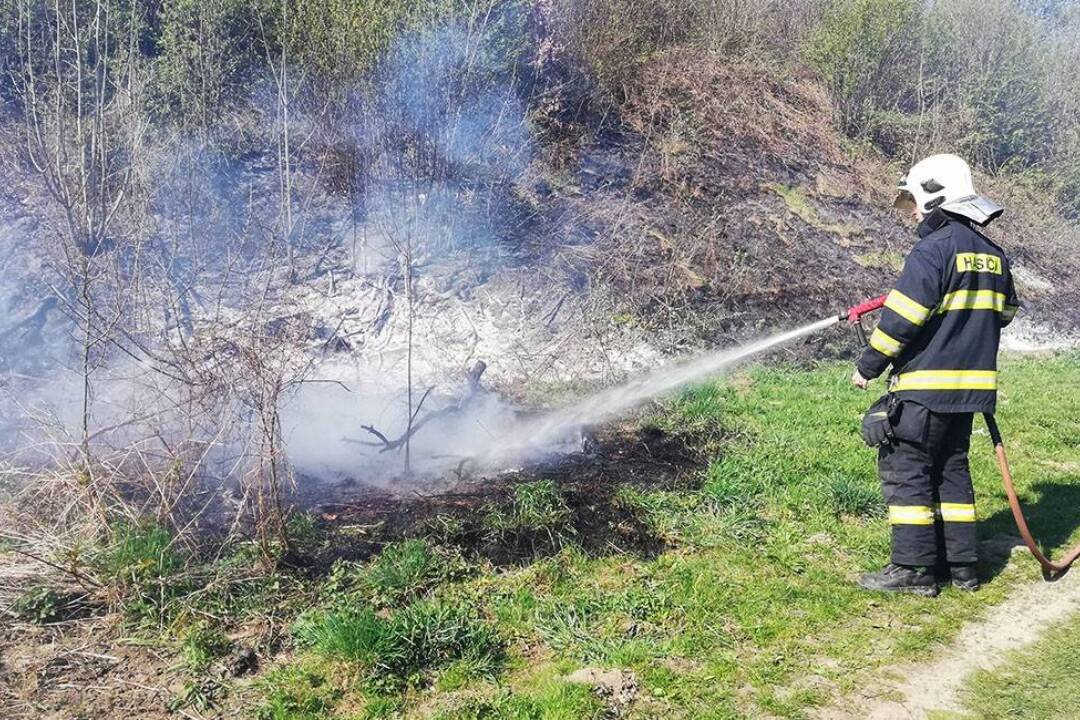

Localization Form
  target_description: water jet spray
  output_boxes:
[482,312,849,467]
[483,296,903,466]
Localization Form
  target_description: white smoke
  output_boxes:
[0,9,843,493]
[0,14,540,485]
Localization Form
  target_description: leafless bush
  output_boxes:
[232,314,311,560]
[3,1,323,557]
[10,0,151,470]
[546,0,826,106]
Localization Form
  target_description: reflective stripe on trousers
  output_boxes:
[888,503,976,525]
[879,409,976,565]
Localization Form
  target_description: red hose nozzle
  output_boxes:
[845,294,888,324]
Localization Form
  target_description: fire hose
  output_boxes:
[845,295,1079,578]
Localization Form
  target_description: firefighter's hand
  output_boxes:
[852,369,869,390]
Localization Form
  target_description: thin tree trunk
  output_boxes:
[404,247,413,474]
[280,0,295,282]
[81,274,92,464]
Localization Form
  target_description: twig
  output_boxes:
[9,547,102,588]
[296,378,352,391]
[358,425,392,447]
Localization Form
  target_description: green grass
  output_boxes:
[293,597,504,691]
[256,664,343,720]
[363,539,451,605]
[325,538,469,608]
[238,353,1080,717]
[180,623,233,674]
[484,480,575,543]
[431,681,606,719]
[79,518,306,634]
[90,520,190,625]
[93,520,182,584]
[944,611,1080,720]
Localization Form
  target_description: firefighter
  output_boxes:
[852,153,1020,597]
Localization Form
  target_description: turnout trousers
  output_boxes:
[878,405,977,567]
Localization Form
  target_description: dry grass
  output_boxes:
[623,51,844,177]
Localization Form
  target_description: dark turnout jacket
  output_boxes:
[857,209,1020,414]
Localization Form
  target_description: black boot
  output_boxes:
[858,563,939,597]
[949,563,979,592]
[933,560,951,586]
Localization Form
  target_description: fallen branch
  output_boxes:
[344,362,488,454]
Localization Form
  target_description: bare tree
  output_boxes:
[12,0,150,473]
[356,3,530,474]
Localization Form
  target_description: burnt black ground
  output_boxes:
[284,423,704,572]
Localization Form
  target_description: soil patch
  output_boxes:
[565,666,639,710]
[0,616,178,720]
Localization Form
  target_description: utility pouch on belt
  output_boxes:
[889,399,930,445]
[861,395,897,448]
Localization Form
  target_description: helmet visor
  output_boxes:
[893,189,916,211]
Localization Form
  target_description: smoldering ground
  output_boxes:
[0,11,582,499]
[0,9,852,506]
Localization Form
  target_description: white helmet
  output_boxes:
[893,153,1003,226]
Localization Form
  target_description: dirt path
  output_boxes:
[822,554,1080,719]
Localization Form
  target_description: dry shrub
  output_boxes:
[546,0,823,105]
[571,50,899,341]
[549,0,701,103]
[701,0,830,57]
[622,50,843,195]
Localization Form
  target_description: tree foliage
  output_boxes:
[806,0,1080,212]
[805,0,922,139]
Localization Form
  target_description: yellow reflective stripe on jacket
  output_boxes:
[938,502,976,522]
[936,289,1006,314]
[884,290,931,326]
[891,370,997,392]
[889,505,935,525]
[1003,304,1020,323]
[869,327,902,358]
